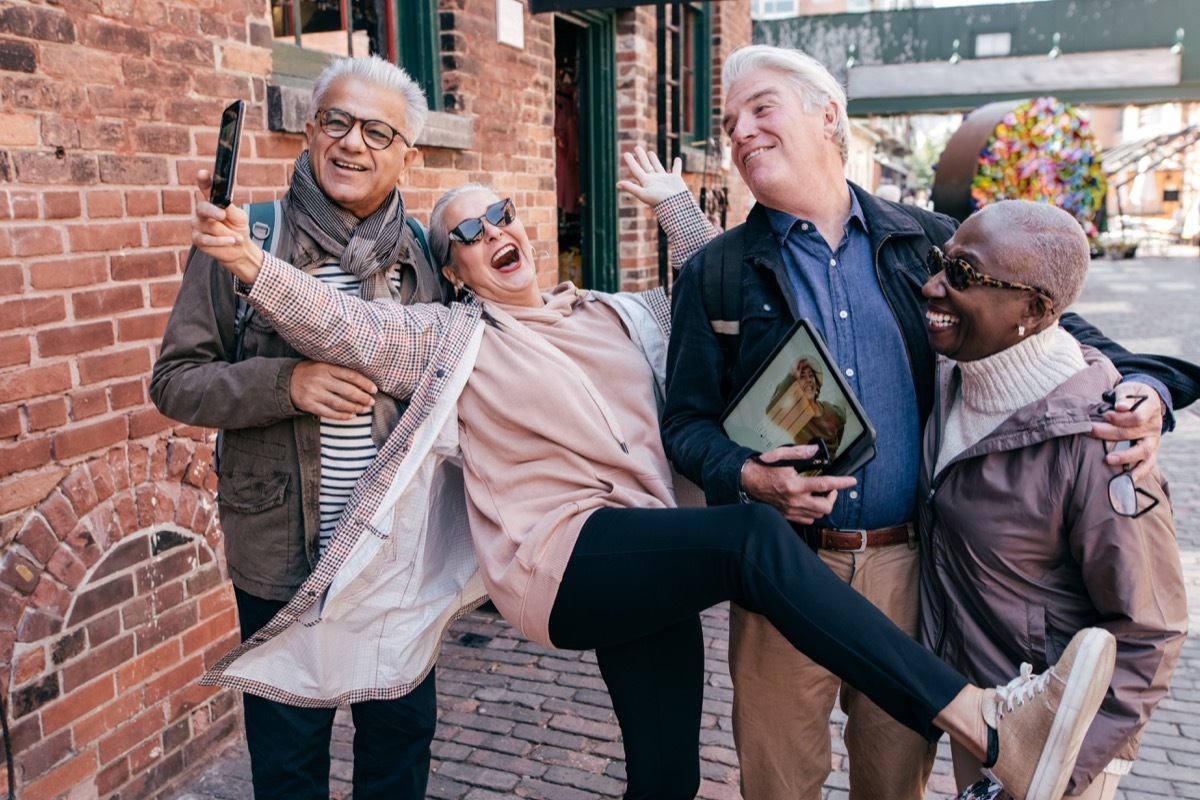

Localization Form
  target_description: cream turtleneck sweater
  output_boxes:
[934,324,1088,475]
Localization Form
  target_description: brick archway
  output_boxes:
[1,438,240,798]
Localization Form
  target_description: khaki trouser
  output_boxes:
[950,740,1122,800]
[729,542,935,800]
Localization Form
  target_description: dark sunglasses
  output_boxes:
[316,108,410,150]
[926,246,1053,300]
[448,198,517,245]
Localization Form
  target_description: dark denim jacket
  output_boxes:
[663,183,1200,507]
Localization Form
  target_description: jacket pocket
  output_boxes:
[240,312,299,359]
[218,470,301,588]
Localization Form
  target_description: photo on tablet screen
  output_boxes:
[720,319,871,472]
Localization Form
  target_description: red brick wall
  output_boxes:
[408,6,559,287]
[0,2,274,797]
[713,2,756,229]
[0,2,750,796]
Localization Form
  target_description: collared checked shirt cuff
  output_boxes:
[655,190,715,274]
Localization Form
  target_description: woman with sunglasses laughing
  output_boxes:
[918,200,1186,800]
[192,161,1123,800]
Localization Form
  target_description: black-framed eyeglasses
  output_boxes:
[316,108,411,150]
[1100,391,1158,518]
[1103,439,1159,518]
[926,246,1054,300]
[448,198,517,245]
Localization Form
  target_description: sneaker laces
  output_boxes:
[993,663,1048,718]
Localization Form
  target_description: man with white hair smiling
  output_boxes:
[662,44,1199,800]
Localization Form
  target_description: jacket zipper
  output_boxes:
[926,367,952,657]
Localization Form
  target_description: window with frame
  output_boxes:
[273,0,380,59]
[271,0,442,111]
[680,2,712,145]
[751,0,799,21]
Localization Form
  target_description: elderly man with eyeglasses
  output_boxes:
[151,56,445,800]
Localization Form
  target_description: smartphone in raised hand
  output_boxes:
[209,100,245,208]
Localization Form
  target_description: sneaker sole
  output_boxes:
[1025,629,1116,800]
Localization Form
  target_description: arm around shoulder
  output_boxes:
[1061,312,1200,411]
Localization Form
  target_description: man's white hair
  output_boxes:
[723,45,849,162]
[310,55,429,145]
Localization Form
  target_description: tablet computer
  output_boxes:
[719,318,876,476]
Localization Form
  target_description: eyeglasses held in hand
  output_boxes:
[448,199,517,245]
[751,438,831,475]
[316,108,411,150]
[1102,438,1159,518]
[1101,390,1148,414]
[926,247,1053,300]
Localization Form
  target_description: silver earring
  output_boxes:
[1018,325,1026,337]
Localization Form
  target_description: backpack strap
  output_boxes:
[700,224,745,371]
[233,200,283,361]
[406,216,432,263]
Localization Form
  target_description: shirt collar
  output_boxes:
[765,184,868,242]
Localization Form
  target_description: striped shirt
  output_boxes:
[310,261,405,556]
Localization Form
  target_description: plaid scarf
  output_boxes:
[286,150,410,303]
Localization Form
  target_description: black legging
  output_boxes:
[548,503,967,800]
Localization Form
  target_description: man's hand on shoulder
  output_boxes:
[290,361,377,420]
[1089,380,1164,481]
[740,444,857,525]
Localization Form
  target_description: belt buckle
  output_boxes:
[835,528,868,553]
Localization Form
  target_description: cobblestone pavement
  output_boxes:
[172,255,1200,800]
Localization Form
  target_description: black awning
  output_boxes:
[529,0,678,12]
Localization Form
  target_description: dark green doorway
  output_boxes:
[554,12,618,292]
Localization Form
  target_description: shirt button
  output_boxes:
[830,258,837,267]
[763,304,771,311]
[849,490,859,499]
[839,310,848,319]
[846,368,854,377]
[801,222,809,231]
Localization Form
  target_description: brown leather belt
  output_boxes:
[802,524,912,553]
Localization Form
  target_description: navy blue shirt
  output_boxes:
[767,190,920,529]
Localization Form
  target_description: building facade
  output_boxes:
[0,1,750,797]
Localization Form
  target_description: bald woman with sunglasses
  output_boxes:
[917,200,1187,800]
[192,162,1125,800]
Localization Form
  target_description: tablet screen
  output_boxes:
[720,319,875,475]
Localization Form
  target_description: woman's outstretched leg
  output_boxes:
[552,504,963,736]
[549,504,1116,800]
